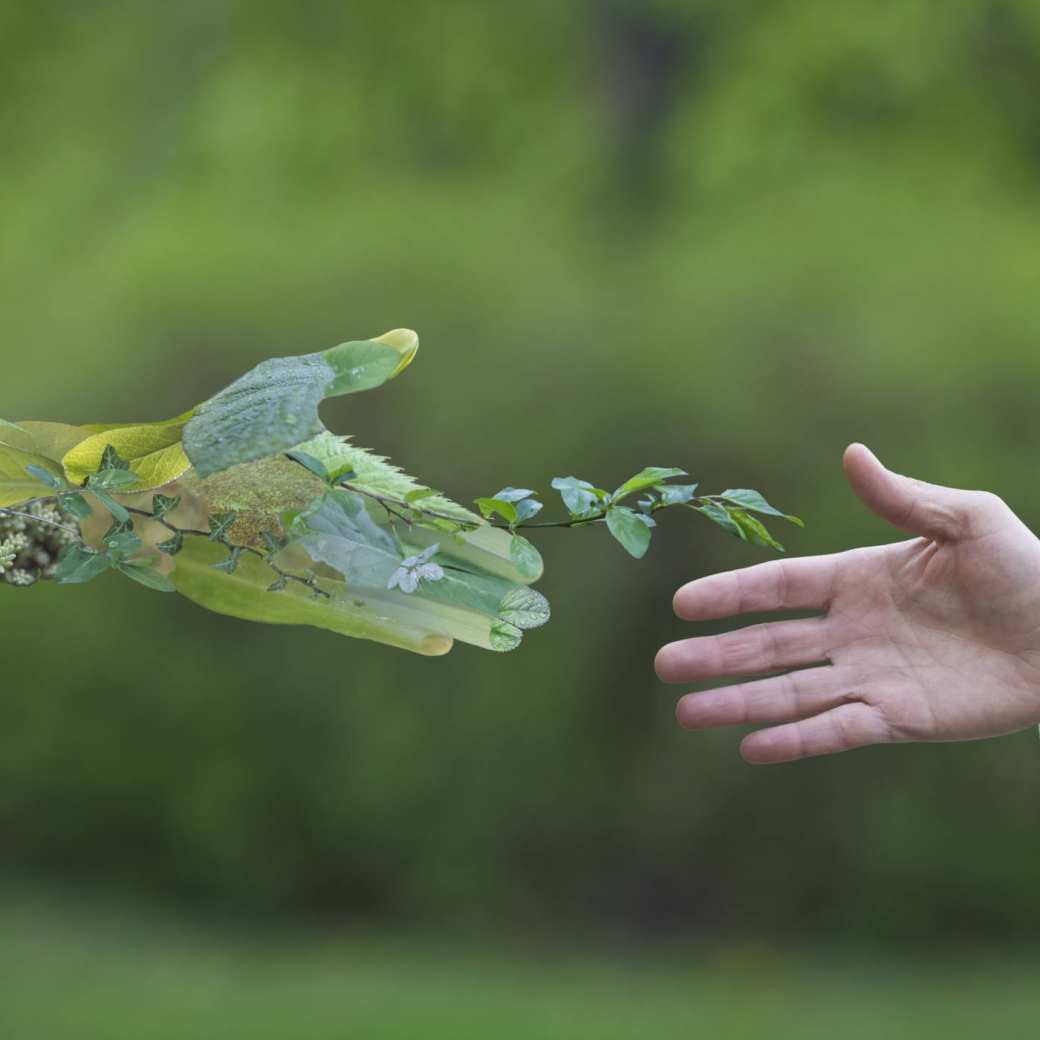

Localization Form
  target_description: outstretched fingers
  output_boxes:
[672,555,837,622]
[675,665,860,730]
[739,702,892,764]
[655,617,832,683]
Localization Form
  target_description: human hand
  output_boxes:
[655,444,1040,763]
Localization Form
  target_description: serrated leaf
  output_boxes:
[612,467,687,502]
[116,559,177,592]
[508,535,543,580]
[474,497,519,524]
[606,505,652,558]
[290,431,480,525]
[182,331,417,479]
[52,545,112,584]
[551,476,598,516]
[718,489,804,527]
[404,487,440,504]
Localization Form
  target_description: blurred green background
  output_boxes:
[3,0,1040,1035]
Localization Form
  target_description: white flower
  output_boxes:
[387,543,445,594]
[0,538,15,575]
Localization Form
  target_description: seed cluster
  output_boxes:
[0,502,79,587]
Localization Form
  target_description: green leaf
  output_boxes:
[266,575,288,592]
[25,464,64,490]
[116,559,177,592]
[151,494,181,519]
[63,417,194,493]
[606,505,653,558]
[53,545,111,585]
[612,467,687,502]
[718,489,804,528]
[6,421,93,462]
[170,537,454,656]
[211,546,244,573]
[290,431,481,525]
[260,530,287,558]
[657,483,699,506]
[182,330,417,479]
[157,531,184,555]
[208,511,238,542]
[492,487,536,503]
[104,528,143,558]
[62,493,93,521]
[728,509,785,552]
[695,500,742,539]
[404,487,440,503]
[90,490,130,523]
[291,489,402,588]
[508,535,543,580]
[497,585,551,630]
[513,498,543,523]
[87,468,139,492]
[551,476,598,515]
[0,445,65,506]
[489,620,523,652]
[474,497,519,524]
[286,450,331,482]
[99,444,131,471]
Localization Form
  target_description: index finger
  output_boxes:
[673,555,837,621]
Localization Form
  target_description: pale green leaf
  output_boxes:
[183,331,417,479]
[606,505,652,558]
[612,467,687,502]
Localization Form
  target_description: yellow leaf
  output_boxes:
[63,414,194,492]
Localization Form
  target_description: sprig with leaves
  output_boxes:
[0,330,802,655]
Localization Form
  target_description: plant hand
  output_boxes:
[656,444,1040,763]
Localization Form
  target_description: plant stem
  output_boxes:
[0,506,81,538]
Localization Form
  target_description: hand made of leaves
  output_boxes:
[0,331,802,655]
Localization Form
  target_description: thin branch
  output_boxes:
[0,505,81,538]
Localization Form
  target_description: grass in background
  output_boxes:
[0,884,1036,1040]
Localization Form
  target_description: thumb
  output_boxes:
[842,443,981,543]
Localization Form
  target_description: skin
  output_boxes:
[655,444,1040,764]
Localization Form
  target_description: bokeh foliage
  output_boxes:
[3,0,1040,943]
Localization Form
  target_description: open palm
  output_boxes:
[655,444,1040,763]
